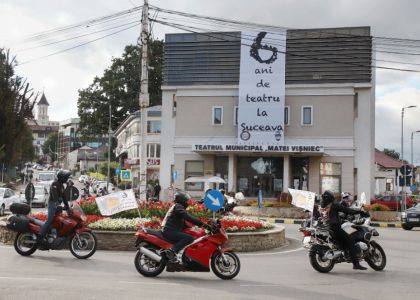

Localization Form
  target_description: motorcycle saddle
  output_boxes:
[145,229,172,243]
[27,217,45,227]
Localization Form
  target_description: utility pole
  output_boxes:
[138,0,149,201]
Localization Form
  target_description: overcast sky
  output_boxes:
[1,0,420,163]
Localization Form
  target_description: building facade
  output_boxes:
[160,28,375,201]
[115,106,162,184]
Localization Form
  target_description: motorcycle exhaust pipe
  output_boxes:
[139,247,162,263]
[323,250,342,260]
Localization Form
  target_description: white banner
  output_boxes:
[289,188,316,212]
[238,31,286,145]
[95,189,138,216]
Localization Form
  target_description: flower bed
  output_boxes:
[88,216,274,233]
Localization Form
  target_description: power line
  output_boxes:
[18,22,140,66]
[15,6,142,45]
[152,14,420,68]
[16,19,142,52]
[153,19,420,73]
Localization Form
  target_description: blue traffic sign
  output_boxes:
[120,169,132,181]
[172,170,177,182]
[115,168,120,176]
[410,185,417,192]
[204,190,225,211]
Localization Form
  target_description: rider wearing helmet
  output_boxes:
[37,170,72,246]
[320,190,367,270]
[161,192,207,262]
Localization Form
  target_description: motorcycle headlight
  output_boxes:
[401,212,407,218]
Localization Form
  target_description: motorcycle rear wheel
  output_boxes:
[211,251,241,280]
[14,232,37,256]
[69,232,97,259]
[309,249,335,273]
[365,241,386,271]
[134,244,165,277]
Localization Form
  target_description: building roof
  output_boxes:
[375,149,403,169]
[38,93,49,106]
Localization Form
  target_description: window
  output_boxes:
[301,106,313,126]
[212,106,223,125]
[147,120,161,134]
[320,162,341,194]
[234,106,239,126]
[284,106,290,126]
[147,143,161,158]
[185,160,204,191]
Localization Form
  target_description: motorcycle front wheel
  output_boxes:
[211,251,241,280]
[14,232,37,256]
[69,232,97,259]
[134,244,165,277]
[365,241,386,271]
[309,249,335,273]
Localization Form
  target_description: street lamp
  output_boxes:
[401,105,417,211]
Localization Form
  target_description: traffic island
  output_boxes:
[0,224,286,252]
[93,224,285,252]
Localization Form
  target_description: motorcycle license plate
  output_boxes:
[303,236,311,246]
[408,218,419,222]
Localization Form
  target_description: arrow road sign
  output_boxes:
[204,190,225,211]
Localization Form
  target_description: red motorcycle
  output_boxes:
[6,202,97,259]
[134,219,241,280]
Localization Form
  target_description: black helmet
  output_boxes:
[174,192,190,208]
[320,190,335,208]
[57,170,71,184]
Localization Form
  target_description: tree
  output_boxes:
[0,49,37,166]
[383,148,400,160]
[77,40,163,137]
[42,132,58,162]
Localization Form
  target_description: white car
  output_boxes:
[32,185,49,207]
[37,171,56,189]
[0,188,21,216]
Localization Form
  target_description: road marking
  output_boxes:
[119,281,179,286]
[0,276,56,281]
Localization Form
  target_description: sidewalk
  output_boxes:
[260,217,402,228]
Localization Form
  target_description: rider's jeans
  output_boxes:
[39,201,57,238]
[162,228,194,253]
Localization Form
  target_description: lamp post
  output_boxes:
[401,105,417,212]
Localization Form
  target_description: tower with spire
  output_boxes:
[37,92,50,125]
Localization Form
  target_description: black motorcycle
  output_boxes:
[300,213,386,273]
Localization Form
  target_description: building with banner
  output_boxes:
[160,27,375,201]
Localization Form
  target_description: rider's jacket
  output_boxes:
[320,202,360,227]
[162,203,204,231]
[48,181,68,208]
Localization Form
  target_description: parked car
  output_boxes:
[371,195,413,210]
[401,202,420,230]
[37,171,56,189]
[32,185,49,207]
[78,175,89,184]
[0,188,22,215]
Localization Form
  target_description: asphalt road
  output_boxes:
[1,224,419,300]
